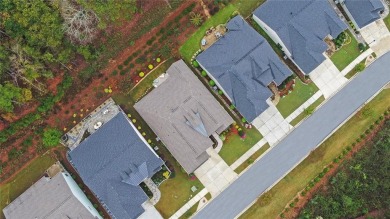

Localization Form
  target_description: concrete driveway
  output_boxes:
[360,19,390,57]
[309,57,348,98]
[252,103,292,146]
[194,148,237,197]
[194,52,390,219]
[360,19,390,45]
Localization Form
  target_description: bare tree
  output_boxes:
[58,0,99,44]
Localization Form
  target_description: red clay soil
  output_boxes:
[0,0,206,181]
[279,79,295,97]
[278,116,390,219]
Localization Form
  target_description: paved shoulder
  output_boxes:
[194,52,390,219]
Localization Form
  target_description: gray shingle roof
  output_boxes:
[344,0,384,28]
[196,16,292,122]
[68,112,163,219]
[134,60,233,173]
[253,0,347,73]
[3,172,97,219]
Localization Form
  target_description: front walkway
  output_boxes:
[194,148,237,197]
[309,57,348,98]
[252,102,292,146]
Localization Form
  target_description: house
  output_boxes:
[68,111,164,219]
[134,60,233,173]
[3,163,102,219]
[196,15,292,122]
[340,0,385,30]
[253,0,347,74]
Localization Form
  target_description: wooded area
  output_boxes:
[299,120,390,219]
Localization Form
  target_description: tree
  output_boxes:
[58,0,99,44]
[0,83,22,113]
[190,13,203,26]
[42,128,62,147]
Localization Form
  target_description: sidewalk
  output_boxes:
[340,48,373,76]
[285,91,323,123]
[169,188,208,219]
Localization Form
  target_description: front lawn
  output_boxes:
[0,153,56,219]
[179,4,236,62]
[113,94,204,218]
[290,96,325,126]
[240,89,390,219]
[219,127,263,166]
[276,79,319,118]
[235,143,270,174]
[384,14,390,31]
[330,30,361,71]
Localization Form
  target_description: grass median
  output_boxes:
[240,88,390,219]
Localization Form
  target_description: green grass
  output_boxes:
[179,192,212,219]
[0,153,56,219]
[240,89,390,219]
[232,0,266,18]
[330,31,361,71]
[179,4,236,62]
[129,58,175,101]
[290,96,325,126]
[344,59,366,79]
[248,18,284,57]
[276,79,319,118]
[113,94,204,218]
[219,128,263,166]
[384,14,390,31]
[235,143,270,174]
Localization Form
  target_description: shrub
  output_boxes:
[192,60,199,67]
[132,119,136,123]
[118,65,124,70]
[156,58,161,63]
[352,142,356,147]
[346,146,352,151]
[375,119,380,124]
[139,72,145,77]
[112,70,118,76]
[356,138,361,142]
[360,134,366,139]
[42,128,62,148]
[129,63,135,68]
[319,172,325,178]
[354,63,365,72]
[120,70,126,75]
[379,115,384,120]
[314,177,320,183]
[358,43,366,51]
[333,158,340,163]
[209,80,215,86]
[289,202,295,207]
[365,129,370,134]
[218,90,223,95]
[230,105,235,110]
[323,167,329,173]
[294,198,299,203]
[301,191,307,196]
[201,70,207,77]
[148,64,153,69]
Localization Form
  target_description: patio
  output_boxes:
[201,25,227,50]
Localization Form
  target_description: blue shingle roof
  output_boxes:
[68,112,163,219]
[196,16,292,122]
[344,0,384,28]
[253,0,347,74]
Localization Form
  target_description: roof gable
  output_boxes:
[134,60,233,173]
[197,16,292,121]
[254,0,347,73]
[68,112,163,219]
[344,0,384,28]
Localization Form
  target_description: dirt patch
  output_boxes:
[279,115,390,219]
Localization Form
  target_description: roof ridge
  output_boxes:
[275,0,316,31]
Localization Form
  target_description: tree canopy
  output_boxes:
[42,128,62,147]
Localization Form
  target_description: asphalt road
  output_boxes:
[194,52,390,219]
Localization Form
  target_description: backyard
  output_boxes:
[231,0,266,18]
[384,13,390,30]
[276,79,319,118]
[0,153,57,219]
[240,88,390,219]
[330,30,361,71]
[218,127,263,166]
[179,4,236,62]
